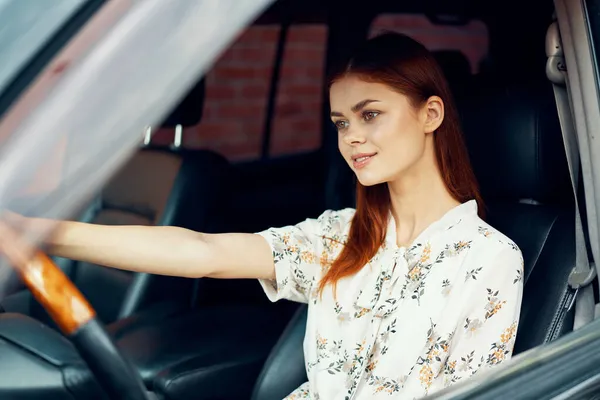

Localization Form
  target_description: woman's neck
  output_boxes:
[388,161,460,247]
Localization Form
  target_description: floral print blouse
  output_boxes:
[257,200,524,400]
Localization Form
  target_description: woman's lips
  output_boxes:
[352,153,377,169]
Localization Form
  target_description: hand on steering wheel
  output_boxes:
[0,213,150,400]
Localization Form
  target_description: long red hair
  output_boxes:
[318,32,483,295]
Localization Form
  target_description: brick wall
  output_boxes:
[151,14,488,161]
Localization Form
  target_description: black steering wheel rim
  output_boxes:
[2,243,150,400]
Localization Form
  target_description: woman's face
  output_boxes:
[329,75,443,187]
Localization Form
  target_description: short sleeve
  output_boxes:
[434,244,525,391]
[255,208,354,303]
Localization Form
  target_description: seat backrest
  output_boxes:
[432,50,472,96]
[30,147,233,325]
[459,80,575,353]
[251,305,308,400]
[82,148,232,320]
[72,148,185,322]
[69,78,224,323]
[25,78,237,325]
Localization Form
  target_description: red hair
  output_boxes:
[318,32,483,295]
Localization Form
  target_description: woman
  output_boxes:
[8,33,523,399]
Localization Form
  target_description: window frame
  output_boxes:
[0,0,107,119]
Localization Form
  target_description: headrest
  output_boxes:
[160,78,205,128]
[432,50,471,89]
[459,81,572,204]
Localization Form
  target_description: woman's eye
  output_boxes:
[334,120,348,130]
[363,111,379,121]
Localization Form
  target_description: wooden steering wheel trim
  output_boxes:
[19,252,96,335]
[1,234,149,399]
[0,221,96,335]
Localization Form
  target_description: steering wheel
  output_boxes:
[1,235,150,400]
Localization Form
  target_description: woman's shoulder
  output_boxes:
[257,208,355,239]
[312,207,356,235]
[458,215,523,262]
[316,207,356,223]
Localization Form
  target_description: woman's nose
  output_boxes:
[343,127,367,145]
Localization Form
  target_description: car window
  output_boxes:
[151,23,328,161]
[269,24,328,157]
[151,15,488,162]
[0,0,87,94]
[155,14,488,160]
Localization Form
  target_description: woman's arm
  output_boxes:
[12,217,276,280]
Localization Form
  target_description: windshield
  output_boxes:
[0,0,87,94]
[0,0,275,296]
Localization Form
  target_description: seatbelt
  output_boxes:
[546,21,597,329]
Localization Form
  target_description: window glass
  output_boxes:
[0,0,87,94]
[270,24,327,157]
[153,15,487,160]
[152,24,328,161]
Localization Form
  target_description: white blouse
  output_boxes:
[257,200,524,400]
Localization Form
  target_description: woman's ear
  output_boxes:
[422,95,444,134]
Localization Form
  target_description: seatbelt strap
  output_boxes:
[546,21,597,329]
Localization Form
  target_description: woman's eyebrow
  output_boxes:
[351,99,380,113]
[330,99,381,118]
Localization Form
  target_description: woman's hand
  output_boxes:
[0,211,46,272]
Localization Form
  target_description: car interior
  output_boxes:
[0,0,599,399]
[0,78,238,334]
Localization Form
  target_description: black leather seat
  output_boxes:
[460,81,576,353]
[249,305,308,400]
[242,80,577,399]
[0,79,235,334]
[433,50,472,97]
